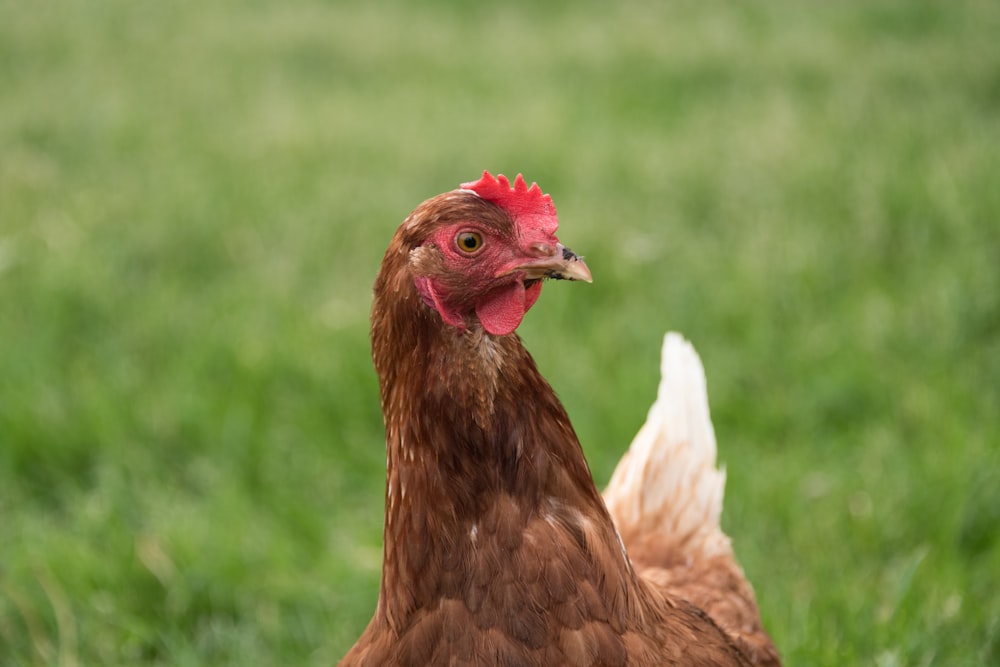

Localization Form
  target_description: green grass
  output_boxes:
[2,0,999,664]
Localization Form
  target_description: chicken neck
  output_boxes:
[369,278,638,633]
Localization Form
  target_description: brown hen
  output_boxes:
[339,172,780,666]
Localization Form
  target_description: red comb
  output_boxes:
[461,171,559,235]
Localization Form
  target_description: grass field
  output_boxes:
[2,0,999,664]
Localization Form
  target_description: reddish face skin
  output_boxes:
[396,172,590,336]
[414,218,589,336]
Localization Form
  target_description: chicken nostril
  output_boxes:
[528,242,556,258]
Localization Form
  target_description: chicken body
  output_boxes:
[340,173,779,666]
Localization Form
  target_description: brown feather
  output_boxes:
[339,188,778,666]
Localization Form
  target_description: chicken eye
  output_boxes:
[456,231,484,254]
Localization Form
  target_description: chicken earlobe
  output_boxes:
[413,275,468,331]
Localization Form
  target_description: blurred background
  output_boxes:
[1,0,998,664]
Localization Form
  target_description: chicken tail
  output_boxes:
[603,332,731,563]
[603,333,782,666]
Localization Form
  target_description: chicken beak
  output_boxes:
[509,243,593,283]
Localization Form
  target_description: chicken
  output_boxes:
[339,172,780,666]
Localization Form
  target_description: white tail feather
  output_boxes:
[603,332,731,559]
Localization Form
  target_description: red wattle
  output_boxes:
[476,281,529,336]
[524,280,543,311]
